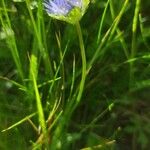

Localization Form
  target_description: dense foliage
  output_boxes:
[0,0,150,149]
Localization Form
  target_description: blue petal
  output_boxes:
[44,0,73,16]
[67,0,82,8]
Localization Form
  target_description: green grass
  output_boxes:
[0,0,150,149]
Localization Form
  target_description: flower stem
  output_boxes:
[75,22,87,105]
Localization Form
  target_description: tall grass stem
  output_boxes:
[130,0,141,88]
[75,22,87,106]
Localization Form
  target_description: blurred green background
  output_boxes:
[0,0,150,149]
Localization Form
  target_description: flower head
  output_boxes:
[43,0,89,24]
[44,0,73,16]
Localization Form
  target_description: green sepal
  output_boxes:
[82,0,90,15]
[48,7,81,24]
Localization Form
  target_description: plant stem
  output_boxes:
[75,22,87,105]
[130,0,141,88]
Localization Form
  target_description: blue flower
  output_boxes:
[44,0,82,16]
[43,0,89,24]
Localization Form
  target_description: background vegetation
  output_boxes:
[0,0,150,149]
